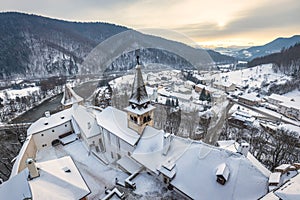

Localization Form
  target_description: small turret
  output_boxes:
[26,158,39,179]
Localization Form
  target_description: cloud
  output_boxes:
[174,0,300,40]
[0,0,299,46]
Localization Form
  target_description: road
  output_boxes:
[228,98,300,127]
[203,101,234,145]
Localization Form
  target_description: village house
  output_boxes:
[278,101,300,120]
[213,81,236,93]
[267,93,293,107]
[238,93,261,106]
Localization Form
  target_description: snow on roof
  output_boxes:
[217,140,271,177]
[239,93,261,101]
[0,169,31,199]
[61,84,84,106]
[29,156,90,200]
[72,105,100,138]
[269,172,281,184]
[274,173,300,200]
[261,191,280,200]
[132,126,191,173]
[278,124,300,136]
[170,142,268,200]
[27,108,73,135]
[214,81,235,88]
[232,111,255,123]
[96,106,140,146]
[124,104,156,115]
[279,101,300,110]
[275,164,291,171]
[216,163,230,180]
[268,94,292,103]
[116,156,142,174]
[133,134,269,199]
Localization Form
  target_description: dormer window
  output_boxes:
[61,116,65,119]
[44,122,49,125]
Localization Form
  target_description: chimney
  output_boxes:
[45,111,51,118]
[163,132,171,156]
[237,142,250,157]
[26,158,39,179]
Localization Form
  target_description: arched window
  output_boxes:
[143,116,147,123]
[134,117,137,123]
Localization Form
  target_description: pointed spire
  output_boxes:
[129,57,149,106]
[61,84,84,108]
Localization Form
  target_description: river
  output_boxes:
[12,80,99,123]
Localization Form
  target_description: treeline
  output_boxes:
[248,43,300,77]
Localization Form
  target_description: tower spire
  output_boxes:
[124,56,155,134]
[129,56,149,107]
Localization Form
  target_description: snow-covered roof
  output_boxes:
[268,94,292,104]
[231,110,256,123]
[1,156,90,200]
[269,172,281,184]
[275,164,291,172]
[278,124,300,136]
[124,104,155,116]
[29,156,90,199]
[0,169,31,199]
[96,106,140,146]
[214,81,235,88]
[61,84,84,107]
[72,105,100,139]
[217,140,271,178]
[279,101,300,110]
[133,133,269,199]
[274,173,300,200]
[239,93,261,102]
[27,108,73,135]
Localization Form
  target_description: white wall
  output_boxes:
[102,127,134,161]
[32,121,72,150]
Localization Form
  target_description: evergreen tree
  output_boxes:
[175,98,179,107]
[199,88,207,101]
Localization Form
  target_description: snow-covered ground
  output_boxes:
[0,86,40,101]
[212,64,291,89]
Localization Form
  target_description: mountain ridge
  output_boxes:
[237,35,300,60]
[0,12,234,79]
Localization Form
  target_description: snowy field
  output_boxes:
[212,64,291,88]
[0,86,40,100]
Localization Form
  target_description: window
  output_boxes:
[65,124,68,127]
[41,134,44,137]
[52,130,55,132]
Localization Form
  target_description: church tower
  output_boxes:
[125,56,155,134]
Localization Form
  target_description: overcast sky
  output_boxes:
[1,0,300,48]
